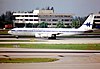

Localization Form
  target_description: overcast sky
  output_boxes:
[0,0,100,16]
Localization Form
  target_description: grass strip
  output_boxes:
[0,58,58,63]
[0,44,100,50]
[20,44,100,50]
[0,30,9,35]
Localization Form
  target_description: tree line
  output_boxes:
[0,11,14,29]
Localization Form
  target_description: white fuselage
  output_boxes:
[8,28,85,37]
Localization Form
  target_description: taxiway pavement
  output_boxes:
[0,38,100,44]
[0,48,100,69]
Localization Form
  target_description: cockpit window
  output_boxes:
[11,30,15,31]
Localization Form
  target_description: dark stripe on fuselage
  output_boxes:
[11,30,84,33]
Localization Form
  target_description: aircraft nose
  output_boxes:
[8,30,11,34]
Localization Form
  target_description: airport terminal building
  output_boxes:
[94,14,100,29]
[13,9,73,28]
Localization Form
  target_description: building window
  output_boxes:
[64,15,71,17]
[25,15,28,17]
[95,16,100,18]
[16,15,20,17]
[65,23,69,25]
[29,15,33,17]
[69,19,72,21]
[16,19,19,21]
[20,19,23,21]
[34,15,38,17]
[65,19,69,21]
[29,19,33,21]
[62,19,69,21]
[25,19,28,21]
[60,15,63,17]
[47,19,51,21]
[53,23,56,25]
[34,19,39,21]
[62,19,64,21]
[21,15,24,17]
[64,15,68,17]
[52,19,58,21]
[41,19,46,21]
[43,15,48,17]
[55,15,58,17]
[48,23,51,25]
[94,20,100,22]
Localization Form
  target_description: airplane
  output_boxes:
[8,14,94,39]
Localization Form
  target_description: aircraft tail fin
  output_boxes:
[79,14,94,30]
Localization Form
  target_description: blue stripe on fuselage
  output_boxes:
[11,30,84,33]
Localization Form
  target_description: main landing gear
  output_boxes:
[48,34,56,39]
[15,36,19,39]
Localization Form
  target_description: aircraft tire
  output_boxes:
[48,34,56,39]
[15,36,19,39]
